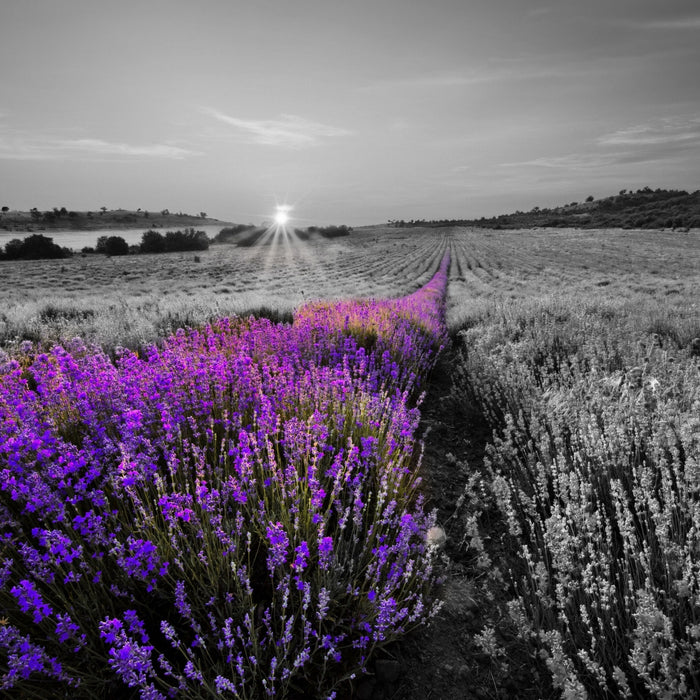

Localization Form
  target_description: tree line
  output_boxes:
[390,188,700,230]
[0,228,210,260]
[0,223,353,260]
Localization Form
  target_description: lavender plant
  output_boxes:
[0,254,450,698]
[454,297,700,699]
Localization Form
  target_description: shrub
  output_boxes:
[213,225,256,244]
[139,230,166,254]
[163,228,209,252]
[307,225,353,238]
[1,234,71,260]
[96,236,129,257]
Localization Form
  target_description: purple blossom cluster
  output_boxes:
[0,254,449,697]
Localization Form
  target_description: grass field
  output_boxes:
[2,225,700,698]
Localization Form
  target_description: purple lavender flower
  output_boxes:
[99,618,123,645]
[11,579,52,623]
[318,536,334,570]
[292,540,310,572]
[266,521,289,573]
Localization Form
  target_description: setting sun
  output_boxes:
[274,207,290,226]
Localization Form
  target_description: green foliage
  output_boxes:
[139,229,166,254]
[38,305,96,324]
[162,228,209,252]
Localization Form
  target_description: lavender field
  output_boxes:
[0,251,450,698]
[2,225,700,699]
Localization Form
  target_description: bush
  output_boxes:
[139,229,210,254]
[102,236,129,256]
[139,230,166,254]
[162,228,209,252]
[96,235,129,256]
[307,225,353,238]
[1,234,71,260]
[213,225,256,244]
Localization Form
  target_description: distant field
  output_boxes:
[0,226,447,350]
[1,225,698,351]
[445,226,700,323]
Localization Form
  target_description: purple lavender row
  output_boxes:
[0,253,450,698]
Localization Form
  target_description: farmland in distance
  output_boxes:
[3,225,698,352]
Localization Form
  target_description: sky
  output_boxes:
[1,0,699,226]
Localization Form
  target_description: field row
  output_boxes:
[445,226,700,326]
[0,257,451,697]
[2,225,699,351]
[0,227,448,351]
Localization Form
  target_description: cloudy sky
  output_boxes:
[1,0,699,225]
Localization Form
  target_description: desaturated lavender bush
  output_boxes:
[0,255,450,698]
[453,297,700,699]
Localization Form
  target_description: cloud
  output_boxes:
[56,139,197,158]
[0,125,199,161]
[203,108,352,148]
[598,116,700,147]
[500,153,620,170]
[500,116,700,174]
[360,62,590,92]
[629,15,700,30]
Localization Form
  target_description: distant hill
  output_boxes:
[0,207,233,232]
[392,188,700,230]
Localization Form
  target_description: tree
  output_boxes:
[200,212,207,219]
[100,206,107,215]
[163,228,210,252]
[585,195,594,202]
[140,230,165,254]
[1,206,8,214]
[3,239,24,260]
[3,234,70,260]
[102,236,129,256]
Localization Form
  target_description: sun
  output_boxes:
[274,207,290,226]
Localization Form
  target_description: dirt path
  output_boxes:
[352,346,552,700]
